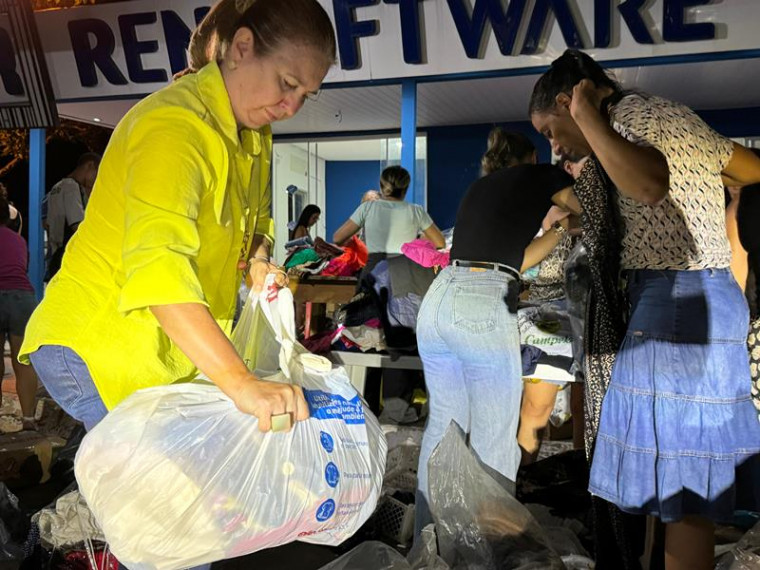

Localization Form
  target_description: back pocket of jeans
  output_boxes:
[452,282,502,334]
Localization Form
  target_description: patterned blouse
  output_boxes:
[528,233,576,303]
[609,93,735,270]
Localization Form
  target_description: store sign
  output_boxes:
[23,0,760,101]
[0,0,58,128]
[335,0,722,70]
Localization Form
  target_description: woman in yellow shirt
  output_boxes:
[20,0,336,433]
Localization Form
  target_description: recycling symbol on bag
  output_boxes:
[320,431,334,453]
[316,499,336,522]
[325,462,340,488]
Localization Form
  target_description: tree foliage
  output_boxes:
[1,0,118,174]
[32,0,96,9]
[0,120,111,177]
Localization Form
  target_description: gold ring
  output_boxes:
[270,412,293,432]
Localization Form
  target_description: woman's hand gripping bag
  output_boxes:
[74,279,387,570]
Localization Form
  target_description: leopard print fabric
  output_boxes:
[573,157,628,457]
[528,234,577,303]
[576,157,647,570]
[749,318,760,422]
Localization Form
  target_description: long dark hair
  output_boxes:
[529,49,622,115]
[290,204,320,240]
[185,0,336,74]
[481,128,536,175]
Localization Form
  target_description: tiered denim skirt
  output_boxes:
[589,268,760,523]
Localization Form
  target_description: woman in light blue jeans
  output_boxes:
[414,266,522,534]
[413,129,578,536]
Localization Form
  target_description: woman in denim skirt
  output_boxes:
[414,129,579,536]
[531,50,760,570]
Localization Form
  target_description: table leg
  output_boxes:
[344,365,367,397]
[304,302,313,339]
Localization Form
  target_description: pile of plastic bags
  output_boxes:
[75,279,386,570]
[716,522,760,570]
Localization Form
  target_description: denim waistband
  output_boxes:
[624,267,732,285]
[442,264,517,284]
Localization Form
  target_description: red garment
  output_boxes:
[301,327,344,354]
[62,550,120,570]
[321,236,368,277]
[0,227,33,292]
[312,237,345,259]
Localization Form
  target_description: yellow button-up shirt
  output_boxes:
[21,62,274,410]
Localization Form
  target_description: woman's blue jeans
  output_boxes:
[414,266,522,537]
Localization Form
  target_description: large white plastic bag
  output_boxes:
[75,280,386,570]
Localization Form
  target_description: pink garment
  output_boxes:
[401,239,450,268]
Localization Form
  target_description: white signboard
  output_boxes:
[12,0,760,103]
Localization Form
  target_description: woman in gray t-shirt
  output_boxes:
[333,166,444,266]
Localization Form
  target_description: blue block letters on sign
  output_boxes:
[446,0,526,59]
[68,18,128,87]
[521,0,584,55]
[119,12,167,83]
[61,3,723,84]
[333,0,380,70]
[160,8,210,76]
[382,0,425,64]
[663,0,716,42]
[618,0,656,44]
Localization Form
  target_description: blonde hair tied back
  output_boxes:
[175,0,336,80]
[180,0,244,76]
[480,127,536,176]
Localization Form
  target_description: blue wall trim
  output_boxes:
[424,106,760,231]
[321,49,760,89]
[426,120,552,231]
[401,79,420,206]
[274,129,401,142]
[325,160,382,240]
[28,129,46,300]
[695,107,760,138]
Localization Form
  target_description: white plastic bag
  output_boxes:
[75,279,387,570]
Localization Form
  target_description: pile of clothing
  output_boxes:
[284,237,368,277]
[301,237,452,356]
[299,293,387,355]
[331,254,438,355]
